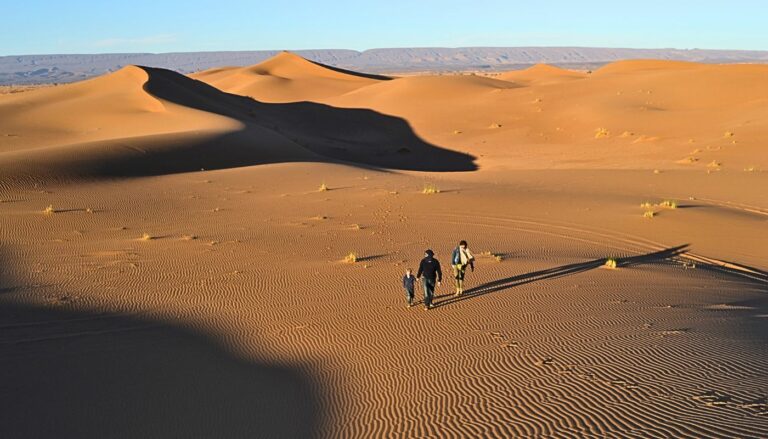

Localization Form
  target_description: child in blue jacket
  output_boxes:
[402,268,416,307]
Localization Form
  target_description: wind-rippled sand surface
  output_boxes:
[1,53,767,438]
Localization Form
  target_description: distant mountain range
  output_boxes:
[3,47,768,85]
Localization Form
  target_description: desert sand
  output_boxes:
[1,52,767,438]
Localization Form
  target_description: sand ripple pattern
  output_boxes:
[1,173,767,438]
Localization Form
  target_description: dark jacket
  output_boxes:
[417,257,443,282]
[403,274,416,291]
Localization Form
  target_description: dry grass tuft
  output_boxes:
[659,200,678,209]
[140,232,154,241]
[422,183,441,195]
[43,205,55,215]
[724,131,735,138]
[643,210,656,219]
[677,156,699,164]
[480,251,504,262]
[604,257,618,269]
[318,182,329,192]
[343,252,358,263]
[594,128,610,139]
[489,123,502,128]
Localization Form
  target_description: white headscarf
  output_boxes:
[459,246,473,265]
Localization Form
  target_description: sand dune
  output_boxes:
[191,51,389,103]
[497,63,587,84]
[324,59,768,172]
[1,52,767,438]
[0,62,473,184]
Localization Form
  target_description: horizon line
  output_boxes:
[4,45,768,58]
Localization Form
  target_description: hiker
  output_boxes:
[417,249,442,310]
[451,240,475,296]
[402,268,416,308]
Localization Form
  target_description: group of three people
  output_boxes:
[402,240,475,310]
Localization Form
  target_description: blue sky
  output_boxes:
[2,1,766,55]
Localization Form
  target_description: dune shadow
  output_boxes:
[1,66,476,183]
[142,66,476,172]
[0,246,324,439]
[305,57,392,81]
[434,245,691,309]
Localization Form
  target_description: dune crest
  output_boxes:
[498,63,587,84]
[0,64,475,184]
[191,51,389,103]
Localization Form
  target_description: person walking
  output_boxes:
[451,240,475,296]
[416,249,442,310]
[402,268,416,308]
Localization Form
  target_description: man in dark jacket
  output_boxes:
[416,249,442,310]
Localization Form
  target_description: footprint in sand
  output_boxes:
[692,390,731,407]
[656,328,690,337]
[487,331,520,349]
[739,399,768,416]
[607,379,639,390]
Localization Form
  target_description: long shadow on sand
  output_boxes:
[141,66,476,172]
[0,66,476,182]
[0,246,324,439]
[434,245,691,309]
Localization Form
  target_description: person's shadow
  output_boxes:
[434,245,691,308]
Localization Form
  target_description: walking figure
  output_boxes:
[402,268,416,308]
[451,240,475,296]
[417,249,442,310]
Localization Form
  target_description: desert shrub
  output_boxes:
[422,183,440,195]
[595,128,610,139]
[659,200,677,209]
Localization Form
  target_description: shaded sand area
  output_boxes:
[1,53,767,438]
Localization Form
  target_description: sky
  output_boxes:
[2,1,767,55]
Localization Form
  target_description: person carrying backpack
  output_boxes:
[451,240,475,296]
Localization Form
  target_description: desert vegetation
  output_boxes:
[422,183,441,195]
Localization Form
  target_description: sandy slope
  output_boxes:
[1,53,767,438]
[496,63,588,84]
[191,51,389,103]
[325,59,768,172]
[0,62,471,186]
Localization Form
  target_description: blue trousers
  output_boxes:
[404,287,414,304]
[422,277,436,307]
